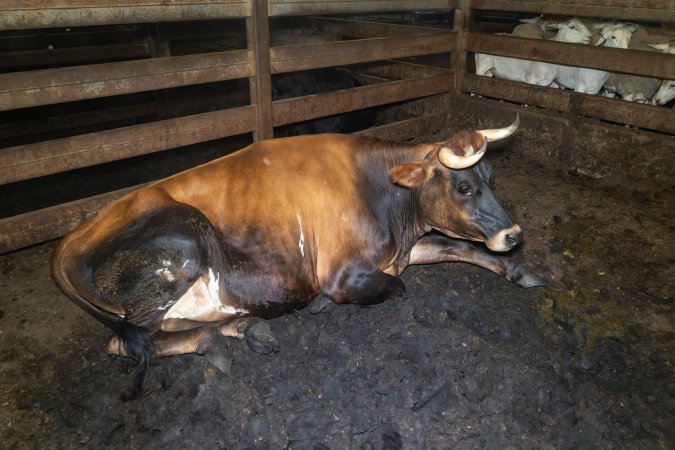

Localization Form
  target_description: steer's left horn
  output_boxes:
[438,135,488,169]
[477,114,520,142]
[438,115,520,169]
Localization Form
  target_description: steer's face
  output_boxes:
[389,117,523,252]
[422,161,522,252]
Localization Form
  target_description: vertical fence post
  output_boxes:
[248,0,274,140]
[452,0,471,95]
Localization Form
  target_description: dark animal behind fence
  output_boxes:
[272,68,378,137]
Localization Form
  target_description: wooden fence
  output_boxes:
[0,0,672,253]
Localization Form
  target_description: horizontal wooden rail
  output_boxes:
[467,33,675,80]
[304,16,451,39]
[269,0,457,16]
[271,33,456,73]
[461,74,675,134]
[354,60,452,80]
[273,74,452,126]
[470,0,675,23]
[0,0,252,30]
[0,103,158,143]
[0,43,151,71]
[0,105,256,185]
[0,50,254,111]
[0,183,146,255]
[356,111,447,140]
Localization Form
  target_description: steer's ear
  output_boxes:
[390,162,433,188]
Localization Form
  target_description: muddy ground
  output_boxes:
[0,126,673,449]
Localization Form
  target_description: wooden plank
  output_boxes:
[0,183,145,255]
[0,103,158,143]
[271,33,457,73]
[461,74,675,134]
[356,112,447,140]
[0,43,150,71]
[467,33,675,79]
[0,105,255,185]
[353,60,452,80]
[576,95,675,135]
[0,49,254,111]
[304,17,450,39]
[272,74,452,126]
[469,0,675,23]
[269,0,458,16]
[0,1,252,30]
[461,73,572,111]
[249,0,274,140]
[453,0,471,93]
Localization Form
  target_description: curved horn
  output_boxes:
[438,138,488,169]
[477,114,520,142]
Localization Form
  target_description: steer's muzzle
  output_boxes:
[485,224,522,252]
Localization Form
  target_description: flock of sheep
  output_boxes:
[475,16,674,106]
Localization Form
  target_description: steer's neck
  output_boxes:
[354,139,434,245]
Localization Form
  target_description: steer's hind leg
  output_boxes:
[88,202,225,400]
[409,234,543,288]
[106,327,217,357]
[219,318,279,355]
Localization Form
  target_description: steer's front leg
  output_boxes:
[408,234,543,288]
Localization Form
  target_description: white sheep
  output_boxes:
[526,18,593,86]
[555,23,639,94]
[603,37,665,102]
[475,18,592,86]
[650,42,675,106]
[512,15,545,39]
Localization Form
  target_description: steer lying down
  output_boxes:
[51,116,541,400]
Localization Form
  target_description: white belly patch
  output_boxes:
[161,268,248,331]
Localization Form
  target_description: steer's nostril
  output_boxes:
[505,231,522,248]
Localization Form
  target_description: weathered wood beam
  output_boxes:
[0,0,252,30]
[469,0,675,23]
[249,0,274,140]
[0,184,145,255]
[269,0,458,16]
[272,74,452,126]
[0,105,256,185]
[303,17,450,39]
[467,33,675,79]
[461,74,675,134]
[356,112,446,140]
[271,33,457,73]
[0,49,254,111]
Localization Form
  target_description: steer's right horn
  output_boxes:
[477,114,520,142]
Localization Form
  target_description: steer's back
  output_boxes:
[54,134,396,317]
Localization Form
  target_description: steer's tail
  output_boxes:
[50,239,154,401]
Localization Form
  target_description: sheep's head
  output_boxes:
[549,18,592,44]
[594,23,639,48]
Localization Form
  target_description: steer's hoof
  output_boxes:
[510,266,545,288]
[245,321,279,355]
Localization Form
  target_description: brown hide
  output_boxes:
[57,134,434,308]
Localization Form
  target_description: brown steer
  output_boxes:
[51,116,540,400]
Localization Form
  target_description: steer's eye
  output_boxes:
[457,183,473,196]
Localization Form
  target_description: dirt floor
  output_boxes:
[0,126,673,449]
